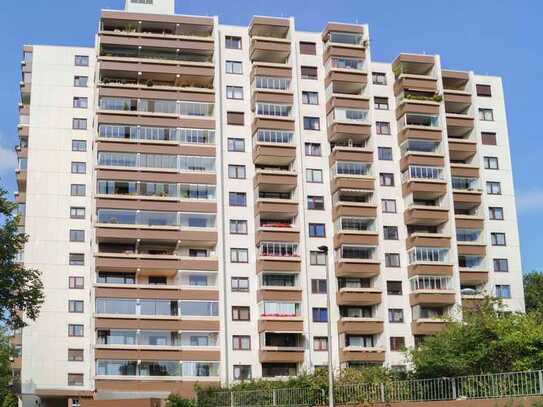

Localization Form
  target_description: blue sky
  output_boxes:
[0,0,541,272]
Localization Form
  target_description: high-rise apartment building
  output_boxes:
[12,0,524,405]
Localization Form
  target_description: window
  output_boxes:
[306,168,323,183]
[484,156,499,170]
[68,324,84,337]
[69,253,85,266]
[231,248,248,263]
[310,250,327,265]
[74,55,89,66]
[387,281,402,295]
[307,195,324,210]
[69,230,85,242]
[233,365,252,380]
[385,253,400,267]
[74,76,88,87]
[70,207,85,219]
[388,309,404,323]
[479,108,494,121]
[390,337,405,351]
[482,132,497,145]
[374,97,389,110]
[305,142,321,156]
[68,374,84,386]
[71,162,86,174]
[312,307,328,322]
[226,86,243,100]
[232,276,249,292]
[314,337,328,351]
[229,192,247,207]
[382,199,396,214]
[69,300,84,313]
[71,184,86,196]
[232,306,250,321]
[72,140,87,152]
[228,165,246,179]
[495,284,511,299]
[303,116,320,130]
[225,60,242,74]
[380,173,394,186]
[489,207,504,220]
[491,232,506,246]
[372,72,387,85]
[230,220,248,235]
[376,121,391,135]
[301,66,318,80]
[383,226,399,240]
[72,118,87,130]
[302,91,319,105]
[309,223,326,237]
[69,276,84,289]
[493,258,509,272]
[486,181,502,195]
[68,349,84,362]
[73,97,88,108]
[225,36,242,49]
[476,84,492,97]
[311,279,327,294]
[378,147,393,161]
[232,335,251,350]
[300,41,317,55]
[228,138,245,152]
[227,111,244,125]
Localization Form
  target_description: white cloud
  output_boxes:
[0,144,17,173]
[516,189,543,213]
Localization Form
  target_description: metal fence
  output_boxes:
[196,370,543,406]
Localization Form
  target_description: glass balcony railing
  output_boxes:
[99,98,214,117]
[256,102,292,117]
[456,229,483,243]
[97,180,216,200]
[400,113,440,129]
[259,301,300,318]
[328,57,364,71]
[337,245,376,260]
[410,276,452,291]
[336,217,375,232]
[255,129,294,144]
[96,360,219,377]
[452,177,480,191]
[97,152,215,173]
[98,125,215,144]
[328,108,369,124]
[402,165,444,182]
[400,139,441,156]
[408,247,449,264]
[254,76,291,91]
[332,161,371,177]
[458,255,486,269]
[259,242,299,258]
[97,209,216,229]
[328,31,363,46]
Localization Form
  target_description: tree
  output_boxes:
[165,394,195,407]
[1,393,17,407]
[408,298,543,378]
[523,271,543,313]
[0,328,14,405]
[0,187,44,329]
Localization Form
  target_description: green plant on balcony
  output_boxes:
[146,80,154,87]
[393,64,402,78]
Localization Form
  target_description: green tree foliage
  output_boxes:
[0,328,15,405]
[165,394,195,407]
[409,298,543,378]
[1,393,17,407]
[523,271,543,314]
[0,187,44,328]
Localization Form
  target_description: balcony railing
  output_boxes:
[408,247,449,264]
[456,229,483,243]
[336,217,375,232]
[96,360,219,378]
[336,245,377,261]
[327,31,364,46]
[259,242,299,258]
[97,152,215,172]
[254,76,291,91]
[326,57,364,71]
[97,330,219,347]
[100,46,213,63]
[399,113,440,130]
[333,190,374,206]
[254,129,294,144]
[99,97,214,117]
[402,166,444,182]
[96,298,218,317]
[458,255,486,269]
[98,125,215,144]
[410,275,452,291]
[400,139,441,156]
[255,102,292,118]
[452,177,481,191]
[259,301,301,318]
[97,209,216,229]
[332,161,371,177]
[97,180,216,200]
[328,108,369,124]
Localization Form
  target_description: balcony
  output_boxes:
[335,245,380,278]
[332,189,377,220]
[99,41,214,64]
[249,16,290,39]
[329,145,373,167]
[259,332,304,363]
[253,131,296,166]
[452,176,482,205]
[340,347,385,364]
[456,229,486,257]
[442,70,470,93]
[406,233,450,249]
[327,107,371,143]
[398,113,442,143]
[396,95,441,121]
[392,54,437,94]
[331,161,374,193]
[459,255,488,285]
[256,242,301,273]
[401,165,447,199]
[256,218,299,246]
[250,37,291,64]
[334,216,378,248]
[336,288,381,306]
[446,114,475,138]
[407,247,453,277]
[98,97,214,120]
[448,139,477,161]
[254,168,297,191]
[404,199,449,226]
[257,285,302,302]
[337,318,384,335]
[409,275,455,306]
[411,320,448,335]
[411,305,450,334]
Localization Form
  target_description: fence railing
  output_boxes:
[197,370,543,406]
